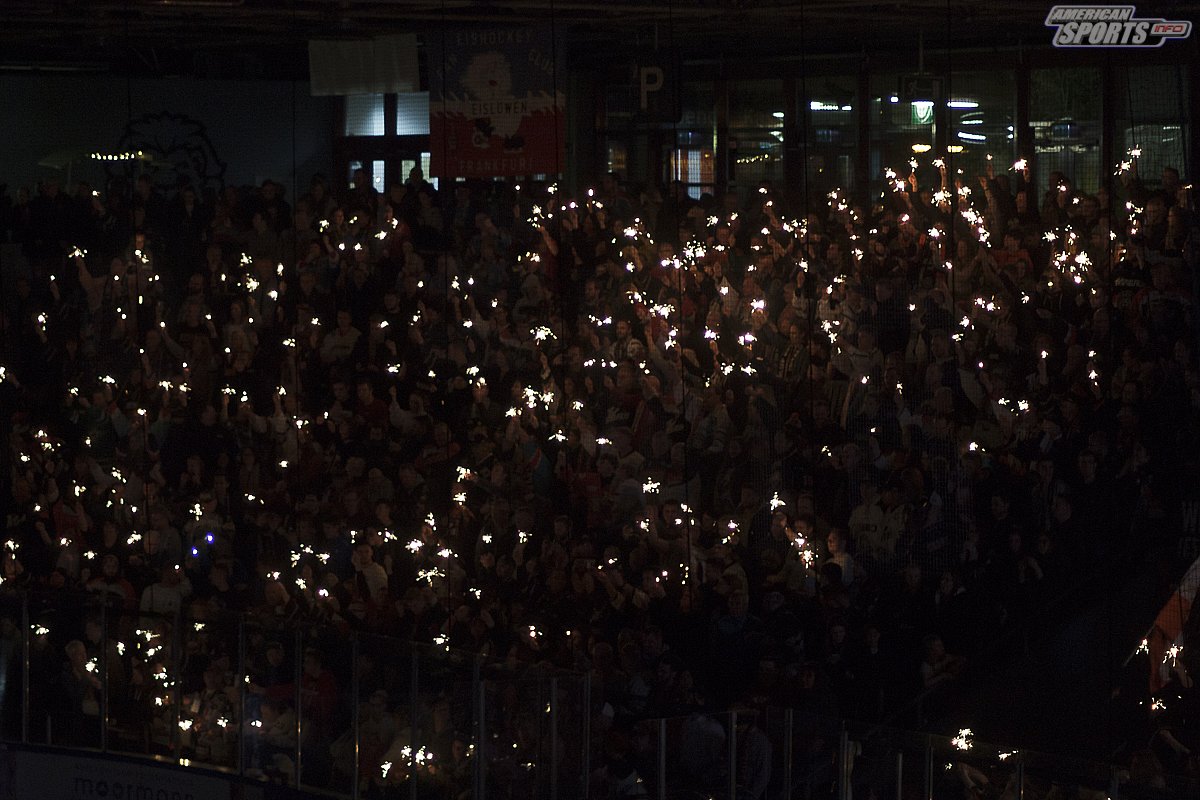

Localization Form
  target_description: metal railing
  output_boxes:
[628,706,1196,800]
[1,587,1193,800]
[0,589,589,799]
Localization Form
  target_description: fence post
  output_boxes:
[581,670,591,800]
[20,594,29,745]
[783,709,794,800]
[293,628,303,788]
[172,613,184,763]
[549,676,559,800]
[839,723,850,800]
[895,747,903,800]
[237,620,246,778]
[474,660,486,800]
[924,735,934,800]
[99,601,108,753]
[410,648,419,800]
[728,711,738,800]
[351,637,361,800]
[658,718,667,800]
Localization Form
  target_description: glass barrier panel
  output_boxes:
[757,706,790,800]
[549,672,587,800]
[100,606,170,759]
[358,639,459,798]
[297,629,354,794]
[845,720,907,800]
[784,708,840,800]
[417,642,484,800]
[928,730,1018,800]
[27,592,100,748]
[0,593,23,743]
[480,672,551,799]
[175,611,240,770]
[350,634,396,797]
[10,588,1198,800]
[240,622,301,786]
[663,712,732,799]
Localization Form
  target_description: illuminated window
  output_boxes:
[1117,66,1189,193]
[344,94,385,136]
[945,71,1016,185]
[800,75,857,195]
[669,147,715,200]
[1031,68,1101,193]
[396,92,431,136]
[372,160,386,193]
[729,80,783,195]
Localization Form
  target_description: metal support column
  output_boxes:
[728,711,738,800]
[924,736,934,800]
[474,663,486,800]
[549,676,559,800]
[351,638,361,800]
[1016,52,1033,162]
[582,670,591,799]
[1101,58,1116,200]
[410,649,419,800]
[658,718,668,800]
[236,621,246,777]
[783,709,794,800]
[293,629,303,788]
[856,60,871,206]
[99,601,108,753]
[20,595,29,744]
[171,616,184,763]
[715,77,729,194]
[839,724,850,800]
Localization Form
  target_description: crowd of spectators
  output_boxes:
[0,150,1197,799]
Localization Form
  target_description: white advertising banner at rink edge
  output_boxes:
[0,748,232,800]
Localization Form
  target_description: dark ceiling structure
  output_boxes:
[0,0,1134,79]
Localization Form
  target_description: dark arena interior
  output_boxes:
[1,1,1199,798]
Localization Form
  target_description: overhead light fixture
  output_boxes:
[889,95,899,103]
[948,100,979,109]
[0,61,108,73]
[90,150,150,161]
[810,101,841,111]
[912,143,932,153]
[947,145,965,153]
[772,111,785,119]
[150,0,245,6]
[958,132,986,141]
[961,118,983,125]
